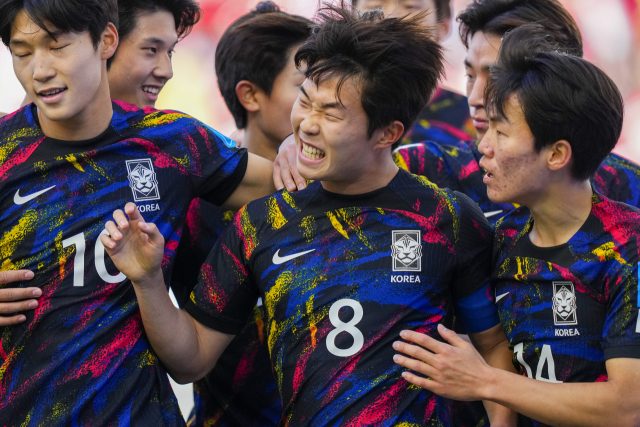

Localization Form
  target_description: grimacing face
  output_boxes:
[10,11,112,124]
[478,95,552,206]
[464,31,501,142]
[108,10,178,108]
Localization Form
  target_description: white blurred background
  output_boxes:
[2,0,640,419]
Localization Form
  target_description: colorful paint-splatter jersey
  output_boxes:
[493,193,640,427]
[402,87,476,147]
[174,200,281,427]
[0,101,247,426]
[393,141,640,226]
[186,169,496,426]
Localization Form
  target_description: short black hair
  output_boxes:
[485,24,623,181]
[215,2,312,129]
[0,0,118,47]
[458,0,583,57]
[296,3,444,150]
[351,0,452,22]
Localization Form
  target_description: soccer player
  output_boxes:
[0,0,277,425]
[354,0,475,145]
[393,25,640,427]
[173,4,312,426]
[101,6,516,426]
[393,0,640,223]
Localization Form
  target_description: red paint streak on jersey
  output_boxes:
[343,380,409,426]
[0,137,43,182]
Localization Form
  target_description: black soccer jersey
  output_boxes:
[0,101,247,426]
[493,193,640,427]
[186,169,497,426]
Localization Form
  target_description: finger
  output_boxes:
[0,299,39,314]
[0,314,28,326]
[437,324,471,349]
[0,287,41,301]
[279,158,298,192]
[104,221,122,241]
[393,341,437,366]
[112,209,129,229]
[273,161,284,191]
[100,230,117,250]
[401,371,441,393]
[138,221,163,245]
[0,270,34,285]
[400,330,448,354]
[393,353,437,377]
[124,203,143,223]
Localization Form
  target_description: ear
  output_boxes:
[101,22,118,61]
[374,120,405,150]
[546,140,572,172]
[235,80,261,113]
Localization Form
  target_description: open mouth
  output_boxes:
[142,86,161,95]
[38,87,67,97]
[301,140,326,160]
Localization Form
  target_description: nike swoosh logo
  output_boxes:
[496,292,509,302]
[14,186,56,205]
[272,249,315,265]
[484,210,503,218]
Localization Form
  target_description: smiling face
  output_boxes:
[108,10,177,108]
[464,31,502,142]
[478,95,551,205]
[291,76,393,190]
[10,10,112,124]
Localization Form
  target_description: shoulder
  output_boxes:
[0,104,39,136]
[493,206,531,254]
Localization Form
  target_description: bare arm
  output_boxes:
[101,203,234,383]
[0,270,40,326]
[222,153,277,211]
[272,134,307,192]
[394,324,640,427]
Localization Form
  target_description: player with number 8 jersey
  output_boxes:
[0,100,249,425]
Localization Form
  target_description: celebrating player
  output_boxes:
[0,0,277,424]
[393,25,640,427]
[173,3,312,426]
[393,0,640,223]
[102,5,516,426]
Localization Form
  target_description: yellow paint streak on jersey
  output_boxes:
[281,191,298,211]
[65,154,84,172]
[593,242,626,265]
[83,157,109,181]
[267,197,287,230]
[266,272,293,329]
[0,210,39,261]
[415,176,460,240]
[222,210,235,222]
[395,423,421,427]
[19,411,32,427]
[300,216,315,243]
[175,155,190,169]
[1,258,15,272]
[138,350,156,368]
[239,207,258,259]
[0,140,19,165]
[326,211,349,239]
[419,119,431,129]
[135,112,187,128]
[306,296,318,348]
[338,208,373,250]
[392,151,409,171]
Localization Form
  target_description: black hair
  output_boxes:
[0,0,118,47]
[215,1,312,129]
[296,3,444,150]
[107,0,202,68]
[485,24,623,181]
[458,0,583,57]
[351,0,452,22]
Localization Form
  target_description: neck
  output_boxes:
[241,120,279,161]
[527,179,593,247]
[321,151,400,195]
[38,71,113,141]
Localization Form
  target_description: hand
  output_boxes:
[0,270,40,326]
[100,203,165,285]
[392,324,494,401]
[273,134,306,192]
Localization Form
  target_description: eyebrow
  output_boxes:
[300,86,342,110]
[143,37,178,46]
[10,30,59,47]
[464,58,492,73]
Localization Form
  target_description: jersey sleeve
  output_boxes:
[450,192,494,300]
[602,260,640,360]
[184,207,260,335]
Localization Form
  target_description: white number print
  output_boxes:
[326,299,364,357]
[63,232,126,287]
[514,342,562,383]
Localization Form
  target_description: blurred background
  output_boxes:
[1,0,639,163]
[1,0,639,418]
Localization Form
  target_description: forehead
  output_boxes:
[465,31,502,69]
[125,10,178,44]
[10,10,60,45]
[302,76,363,108]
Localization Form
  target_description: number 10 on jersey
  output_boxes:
[62,231,126,287]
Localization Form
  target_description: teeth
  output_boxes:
[143,86,160,94]
[302,142,325,160]
[42,88,63,96]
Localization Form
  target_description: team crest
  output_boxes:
[552,282,578,325]
[391,230,422,272]
[126,159,160,202]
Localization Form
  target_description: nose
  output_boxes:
[477,131,493,157]
[468,74,486,111]
[32,51,56,82]
[299,114,320,136]
[153,52,173,81]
